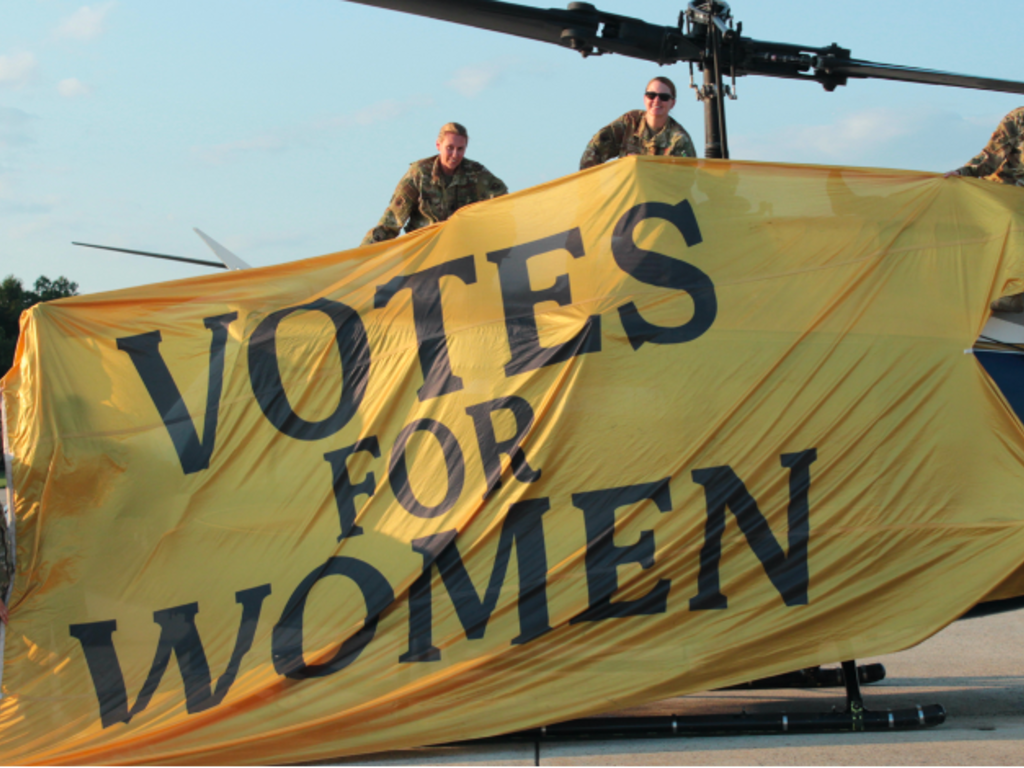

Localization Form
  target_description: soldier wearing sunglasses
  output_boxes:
[579,77,696,170]
[363,122,508,245]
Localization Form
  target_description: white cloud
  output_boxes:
[195,134,289,166]
[7,217,60,239]
[731,107,936,165]
[0,198,59,216]
[196,96,434,166]
[447,58,531,98]
[351,99,423,125]
[0,107,37,147]
[448,65,503,98]
[58,77,92,98]
[313,96,434,130]
[789,109,917,157]
[55,2,116,42]
[729,105,994,172]
[0,163,59,215]
[445,57,551,98]
[0,51,38,87]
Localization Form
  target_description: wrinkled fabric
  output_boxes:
[2,158,1024,766]
[363,155,507,244]
[579,110,696,169]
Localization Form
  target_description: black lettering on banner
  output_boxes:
[116,312,238,475]
[248,298,370,441]
[689,449,818,610]
[570,480,673,623]
[465,396,542,498]
[374,255,477,401]
[400,498,552,663]
[272,557,395,679]
[611,200,717,350]
[486,228,601,376]
[388,419,465,518]
[323,437,380,540]
[69,584,271,729]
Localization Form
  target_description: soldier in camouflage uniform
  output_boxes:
[947,108,1024,313]
[363,122,508,245]
[580,76,697,170]
[947,107,1024,186]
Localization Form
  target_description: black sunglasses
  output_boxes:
[644,91,674,102]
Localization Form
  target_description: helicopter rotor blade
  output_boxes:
[824,59,1024,95]
[72,241,227,270]
[341,0,702,63]
[341,0,1024,95]
[729,39,1024,94]
[193,228,252,270]
[343,0,586,46]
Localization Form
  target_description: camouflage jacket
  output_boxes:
[363,156,508,245]
[579,110,697,170]
[956,107,1024,186]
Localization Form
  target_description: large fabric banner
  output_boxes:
[2,157,1024,765]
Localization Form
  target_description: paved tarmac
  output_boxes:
[321,608,1024,765]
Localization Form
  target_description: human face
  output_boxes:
[644,80,675,127]
[436,133,468,174]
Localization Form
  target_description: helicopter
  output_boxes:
[34,0,1024,741]
[332,0,1024,740]
[2,1,1024,765]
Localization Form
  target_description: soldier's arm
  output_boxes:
[954,113,1017,178]
[479,170,509,200]
[669,130,698,159]
[361,170,419,245]
[579,115,630,170]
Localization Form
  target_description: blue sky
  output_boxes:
[2,0,1021,295]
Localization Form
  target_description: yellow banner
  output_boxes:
[3,158,1024,765]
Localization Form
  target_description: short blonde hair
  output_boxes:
[438,122,469,141]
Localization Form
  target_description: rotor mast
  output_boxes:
[687,1,731,159]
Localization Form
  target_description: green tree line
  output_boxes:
[1,275,79,376]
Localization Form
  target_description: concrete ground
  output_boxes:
[322,608,1024,765]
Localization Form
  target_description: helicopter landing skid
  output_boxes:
[460,660,944,742]
[726,661,886,689]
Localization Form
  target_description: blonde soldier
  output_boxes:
[946,107,1024,186]
[363,122,508,245]
[579,76,696,170]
